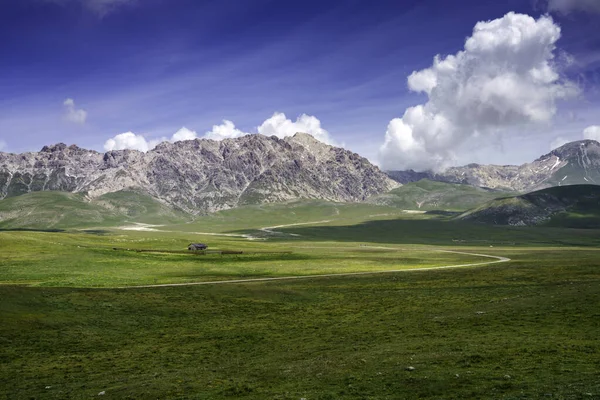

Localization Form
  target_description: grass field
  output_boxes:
[0,230,487,287]
[1,210,600,399]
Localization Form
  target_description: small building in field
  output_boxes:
[188,243,208,251]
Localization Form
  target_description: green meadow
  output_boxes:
[1,205,599,399]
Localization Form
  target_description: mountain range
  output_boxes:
[1,135,600,223]
[0,133,397,214]
[387,140,600,192]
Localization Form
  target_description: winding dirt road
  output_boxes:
[115,250,510,289]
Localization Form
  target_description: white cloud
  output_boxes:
[257,112,334,144]
[583,125,600,141]
[102,113,333,152]
[379,12,579,171]
[172,127,198,142]
[202,113,334,143]
[63,98,87,124]
[550,136,570,150]
[204,120,248,141]
[0,140,6,152]
[546,0,600,14]
[104,132,151,152]
[103,126,199,152]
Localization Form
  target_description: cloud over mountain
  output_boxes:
[258,113,334,145]
[379,12,579,172]
[104,132,152,152]
[583,125,600,141]
[103,113,333,152]
[204,120,247,141]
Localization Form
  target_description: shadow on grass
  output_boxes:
[0,228,66,233]
[80,229,111,235]
[232,218,600,247]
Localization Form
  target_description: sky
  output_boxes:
[0,0,600,170]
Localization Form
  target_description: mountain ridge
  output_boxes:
[386,140,600,192]
[0,133,398,214]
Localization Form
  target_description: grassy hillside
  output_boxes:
[0,190,187,229]
[457,184,600,228]
[0,191,420,232]
[368,179,512,211]
[92,190,188,225]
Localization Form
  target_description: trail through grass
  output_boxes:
[1,247,599,399]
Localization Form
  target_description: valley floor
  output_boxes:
[1,216,599,399]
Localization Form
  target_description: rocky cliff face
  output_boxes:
[0,133,399,214]
[387,140,600,192]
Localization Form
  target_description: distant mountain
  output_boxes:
[367,179,513,211]
[456,185,600,228]
[387,140,600,192]
[0,133,398,214]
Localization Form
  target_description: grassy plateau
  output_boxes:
[1,199,599,399]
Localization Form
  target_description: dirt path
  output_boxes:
[115,219,334,240]
[259,220,332,236]
[114,250,511,289]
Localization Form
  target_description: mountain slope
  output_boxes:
[367,179,513,211]
[0,190,188,229]
[456,185,600,228]
[0,133,398,214]
[387,140,600,192]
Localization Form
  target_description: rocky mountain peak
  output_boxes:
[387,139,600,192]
[546,139,600,160]
[284,132,334,161]
[40,143,68,153]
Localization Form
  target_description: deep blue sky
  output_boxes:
[1,0,599,166]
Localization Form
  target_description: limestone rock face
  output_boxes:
[387,140,600,192]
[0,133,399,214]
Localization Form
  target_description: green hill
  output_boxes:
[368,179,512,211]
[0,190,187,229]
[457,184,600,228]
[92,191,188,225]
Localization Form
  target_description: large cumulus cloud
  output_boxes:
[379,12,579,171]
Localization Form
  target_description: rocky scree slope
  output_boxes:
[387,140,600,192]
[0,133,398,214]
